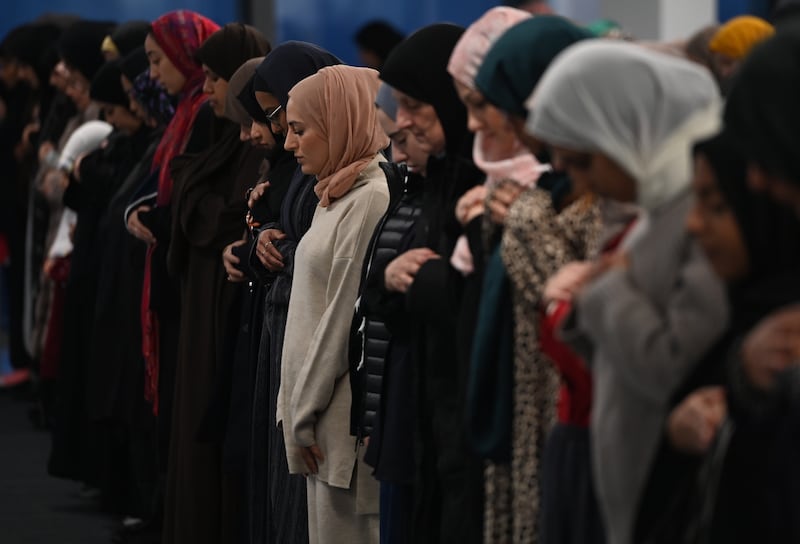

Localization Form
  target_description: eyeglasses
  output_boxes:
[264,104,282,127]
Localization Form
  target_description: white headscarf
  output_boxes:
[57,120,113,173]
[48,120,113,259]
[526,40,720,211]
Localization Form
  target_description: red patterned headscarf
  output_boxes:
[150,10,220,206]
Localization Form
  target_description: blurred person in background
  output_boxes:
[528,41,726,544]
[472,14,600,544]
[708,15,774,94]
[719,23,800,542]
[354,21,405,71]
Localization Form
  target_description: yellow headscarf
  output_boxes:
[709,15,774,59]
[100,35,119,58]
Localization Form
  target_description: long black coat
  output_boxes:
[161,117,263,544]
[48,127,155,511]
[405,149,485,544]
[249,164,318,544]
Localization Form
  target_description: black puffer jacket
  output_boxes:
[349,162,423,441]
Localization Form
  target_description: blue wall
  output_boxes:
[2,0,776,66]
[275,0,500,65]
[718,0,771,21]
[1,0,240,45]
[3,0,497,62]
[274,0,776,66]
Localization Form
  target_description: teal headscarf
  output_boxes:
[474,15,593,118]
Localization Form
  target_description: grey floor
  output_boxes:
[0,390,114,544]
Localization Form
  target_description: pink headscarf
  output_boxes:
[287,65,389,207]
[448,7,547,274]
[448,6,532,91]
[447,6,545,189]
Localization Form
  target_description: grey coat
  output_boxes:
[562,191,728,544]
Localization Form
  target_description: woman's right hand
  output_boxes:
[127,205,157,245]
[40,170,68,200]
[487,180,525,225]
[299,444,325,475]
[248,181,270,209]
[223,240,247,282]
[667,386,727,455]
[543,261,595,304]
[256,228,287,271]
[384,248,440,293]
[456,185,488,226]
[741,305,800,391]
[38,141,55,164]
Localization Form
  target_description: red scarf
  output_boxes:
[540,218,638,427]
[150,10,219,205]
[142,10,219,413]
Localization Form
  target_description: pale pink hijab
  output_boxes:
[447,7,546,274]
[448,6,546,190]
[448,6,532,93]
[287,65,389,207]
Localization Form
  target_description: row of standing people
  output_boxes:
[2,5,800,544]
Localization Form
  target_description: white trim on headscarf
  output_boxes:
[525,40,721,212]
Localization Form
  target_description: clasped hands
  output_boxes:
[543,253,630,304]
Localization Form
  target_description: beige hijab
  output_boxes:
[287,65,389,207]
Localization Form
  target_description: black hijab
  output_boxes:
[119,46,149,82]
[380,23,470,157]
[237,77,269,125]
[636,133,800,544]
[695,131,800,326]
[252,41,342,108]
[90,61,127,107]
[58,20,117,81]
[226,57,263,127]
[354,20,405,66]
[1,22,63,88]
[108,20,150,57]
[724,24,800,187]
[196,23,271,82]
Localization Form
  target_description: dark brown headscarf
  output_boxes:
[225,57,263,126]
[196,23,271,82]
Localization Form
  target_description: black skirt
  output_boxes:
[540,423,606,544]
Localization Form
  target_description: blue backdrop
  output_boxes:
[717,0,772,20]
[1,0,240,46]
[0,0,777,66]
[276,0,499,65]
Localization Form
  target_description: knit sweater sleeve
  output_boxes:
[289,182,390,448]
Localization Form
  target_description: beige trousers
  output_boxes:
[306,454,379,544]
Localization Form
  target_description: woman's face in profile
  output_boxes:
[145,34,186,96]
[454,79,518,162]
[392,89,446,156]
[686,153,749,282]
[284,97,329,176]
